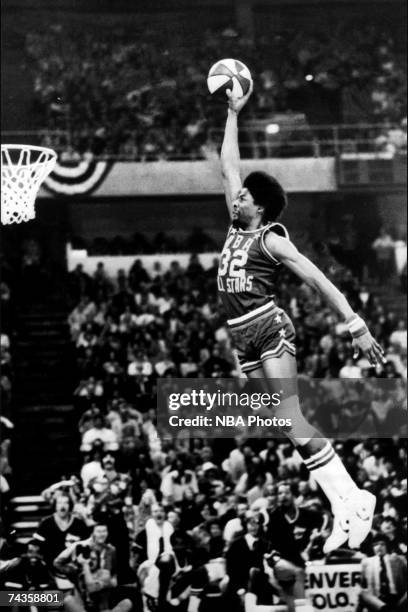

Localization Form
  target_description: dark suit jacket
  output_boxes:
[225,535,269,593]
[361,554,407,599]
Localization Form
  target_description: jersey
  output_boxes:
[217,222,289,321]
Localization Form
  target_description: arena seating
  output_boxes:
[3,242,406,606]
[22,21,406,159]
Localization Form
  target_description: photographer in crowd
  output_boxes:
[54,522,133,612]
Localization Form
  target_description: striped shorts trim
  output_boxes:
[241,359,263,373]
[227,300,277,330]
[230,307,296,373]
[261,338,296,360]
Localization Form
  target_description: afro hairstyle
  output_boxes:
[243,171,287,223]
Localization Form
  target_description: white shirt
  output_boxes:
[81,460,104,488]
[244,534,258,551]
[135,313,156,326]
[179,362,198,377]
[127,360,153,377]
[223,518,243,543]
[155,360,175,376]
[374,555,397,595]
[227,448,246,482]
[362,456,388,480]
[156,297,172,315]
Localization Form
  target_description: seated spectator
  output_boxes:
[81,447,105,489]
[160,464,198,505]
[225,510,269,607]
[119,307,138,335]
[276,482,324,556]
[2,540,56,591]
[223,499,248,543]
[81,414,119,453]
[77,323,99,351]
[68,297,97,342]
[103,352,124,381]
[379,516,406,556]
[34,494,89,567]
[154,351,176,377]
[134,504,174,564]
[127,351,153,378]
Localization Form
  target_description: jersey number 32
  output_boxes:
[218,248,248,278]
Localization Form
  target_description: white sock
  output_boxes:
[303,443,358,509]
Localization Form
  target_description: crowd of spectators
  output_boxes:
[1,434,407,610]
[71,229,219,257]
[24,18,407,159]
[0,244,407,609]
[0,294,13,420]
[0,263,15,518]
[65,245,407,387]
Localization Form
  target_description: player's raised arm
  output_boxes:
[220,83,253,217]
[264,232,386,366]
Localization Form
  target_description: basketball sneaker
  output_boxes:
[323,489,376,553]
[348,489,376,549]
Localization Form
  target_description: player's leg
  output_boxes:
[254,351,375,551]
[248,365,349,558]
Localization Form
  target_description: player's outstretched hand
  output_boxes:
[226,80,253,114]
[352,331,386,367]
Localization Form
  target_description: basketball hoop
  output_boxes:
[1,144,57,224]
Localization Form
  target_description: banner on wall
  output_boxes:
[42,158,114,196]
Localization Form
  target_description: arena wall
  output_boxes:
[67,247,220,276]
[39,158,337,198]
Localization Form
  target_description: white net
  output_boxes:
[1,145,57,224]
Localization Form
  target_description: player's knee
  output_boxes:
[274,397,316,438]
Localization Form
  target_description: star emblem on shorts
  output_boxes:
[274,314,282,323]
[279,329,286,338]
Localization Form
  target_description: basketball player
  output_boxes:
[218,82,384,553]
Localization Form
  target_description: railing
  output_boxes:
[2,123,406,160]
[209,122,407,159]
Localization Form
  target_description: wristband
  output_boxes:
[346,315,368,338]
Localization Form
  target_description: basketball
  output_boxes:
[207,58,252,98]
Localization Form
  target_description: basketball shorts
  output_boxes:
[228,301,296,374]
